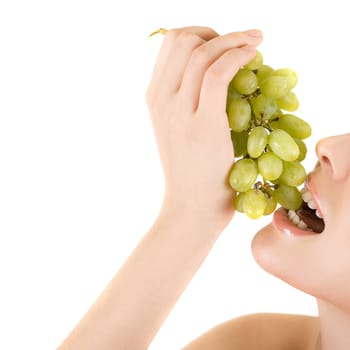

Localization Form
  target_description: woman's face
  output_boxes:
[251,133,350,312]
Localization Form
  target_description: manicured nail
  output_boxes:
[244,29,263,37]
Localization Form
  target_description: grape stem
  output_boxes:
[254,181,279,196]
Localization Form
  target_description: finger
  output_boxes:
[198,45,259,120]
[180,30,263,110]
[147,26,219,97]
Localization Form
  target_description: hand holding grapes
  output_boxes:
[146,27,263,228]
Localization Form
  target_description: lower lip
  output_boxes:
[272,207,318,237]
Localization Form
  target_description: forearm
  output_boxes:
[58,204,226,350]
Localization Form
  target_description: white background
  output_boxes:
[0,1,348,349]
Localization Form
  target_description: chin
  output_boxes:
[250,220,325,301]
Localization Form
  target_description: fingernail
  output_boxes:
[244,29,263,37]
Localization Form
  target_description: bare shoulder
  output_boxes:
[181,313,320,350]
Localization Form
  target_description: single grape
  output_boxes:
[250,94,278,120]
[273,68,298,89]
[268,129,300,161]
[257,151,283,180]
[247,126,268,158]
[234,192,246,213]
[244,50,263,70]
[263,194,277,215]
[277,114,312,139]
[278,161,307,187]
[293,138,307,161]
[229,158,258,192]
[230,69,258,95]
[231,130,248,157]
[260,76,290,99]
[242,189,267,219]
[272,184,302,210]
[277,91,299,112]
[228,98,251,132]
[256,65,274,84]
[226,86,242,112]
[268,120,280,130]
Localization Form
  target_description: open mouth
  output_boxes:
[285,187,325,233]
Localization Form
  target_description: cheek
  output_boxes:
[252,223,350,312]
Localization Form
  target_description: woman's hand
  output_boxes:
[146,26,263,228]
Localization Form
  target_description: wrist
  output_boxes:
[158,193,235,236]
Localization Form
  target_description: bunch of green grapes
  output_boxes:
[227,51,311,219]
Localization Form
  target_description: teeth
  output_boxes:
[301,188,313,203]
[288,210,296,219]
[307,199,316,210]
[292,214,300,225]
[297,220,307,230]
[286,185,325,232]
[287,209,314,232]
[301,187,323,218]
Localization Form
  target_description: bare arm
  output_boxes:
[58,203,225,350]
[58,26,262,350]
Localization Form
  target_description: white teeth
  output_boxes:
[287,209,312,231]
[307,199,316,210]
[287,209,311,231]
[301,188,313,203]
[301,187,324,218]
[292,214,300,225]
[286,186,324,232]
[297,220,307,230]
[288,210,296,219]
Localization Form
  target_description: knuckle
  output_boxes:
[190,46,210,66]
[164,28,181,43]
[175,31,202,49]
[205,65,226,83]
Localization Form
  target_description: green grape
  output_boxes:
[256,65,274,84]
[226,86,242,112]
[263,194,277,215]
[234,192,246,213]
[247,126,268,158]
[257,151,283,180]
[278,161,307,186]
[229,158,258,192]
[277,91,299,111]
[260,75,290,99]
[269,120,279,130]
[277,114,312,139]
[230,69,258,95]
[242,189,267,219]
[268,129,300,161]
[231,130,248,157]
[272,184,302,210]
[294,138,307,161]
[244,50,263,70]
[250,94,278,120]
[273,68,297,89]
[228,98,251,132]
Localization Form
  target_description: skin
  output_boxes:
[252,133,350,349]
[57,26,350,350]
